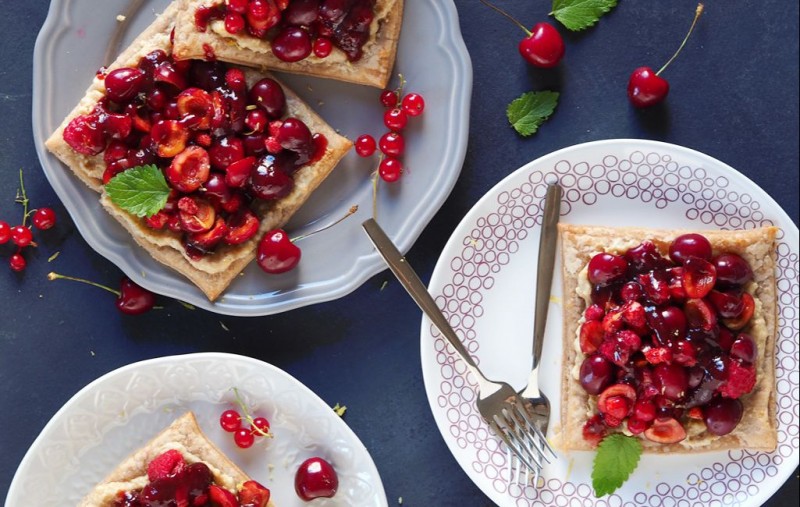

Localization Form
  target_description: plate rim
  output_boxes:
[5,351,388,506]
[30,0,473,317]
[419,138,800,506]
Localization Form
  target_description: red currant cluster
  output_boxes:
[1,171,57,272]
[355,78,425,183]
[220,408,272,449]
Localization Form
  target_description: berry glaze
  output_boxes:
[113,450,271,507]
[195,0,377,63]
[578,233,762,446]
[62,50,326,260]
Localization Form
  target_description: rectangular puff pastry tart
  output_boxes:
[79,411,275,506]
[45,0,352,301]
[171,0,404,88]
[556,224,778,453]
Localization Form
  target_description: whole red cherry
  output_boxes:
[116,277,156,315]
[518,22,565,68]
[295,457,338,501]
[257,229,301,274]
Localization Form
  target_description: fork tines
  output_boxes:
[489,399,553,486]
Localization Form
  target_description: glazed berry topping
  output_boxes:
[199,0,377,63]
[62,51,326,261]
[578,234,761,445]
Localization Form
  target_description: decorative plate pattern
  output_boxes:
[31,0,471,316]
[6,353,387,506]
[420,139,799,507]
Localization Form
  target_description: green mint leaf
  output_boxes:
[592,434,642,497]
[551,0,618,31]
[104,164,170,218]
[506,91,559,137]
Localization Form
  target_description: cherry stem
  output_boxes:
[478,0,531,36]
[47,272,121,297]
[232,387,273,438]
[292,205,359,243]
[656,3,705,76]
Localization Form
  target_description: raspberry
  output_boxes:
[718,358,756,399]
[599,339,629,367]
[603,414,623,428]
[146,449,186,481]
[264,136,282,154]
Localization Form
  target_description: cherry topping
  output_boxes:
[669,233,712,264]
[295,457,338,501]
[249,78,287,119]
[653,363,688,401]
[643,417,687,443]
[271,26,313,62]
[257,229,301,274]
[579,354,615,395]
[703,397,744,437]
[712,253,753,287]
[104,67,147,103]
[167,146,211,193]
[730,333,757,364]
[587,252,628,286]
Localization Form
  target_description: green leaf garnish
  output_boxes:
[551,0,618,31]
[592,433,642,497]
[104,164,170,218]
[506,91,559,137]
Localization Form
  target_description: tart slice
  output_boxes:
[556,224,778,453]
[44,0,352,301]
[171,0,404,88]
[79,411,275,507]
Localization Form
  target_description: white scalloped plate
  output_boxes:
[6,353,387,507]
[420,139,799,506]
[32,0,471,316]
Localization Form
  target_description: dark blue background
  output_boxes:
[1,1,797,505]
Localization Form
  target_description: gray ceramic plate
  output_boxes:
[32,0,471,316]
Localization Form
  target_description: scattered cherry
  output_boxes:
[628,4,705,108]
[116,277,156,315]
[479,0,564,68]
[295,457,339,501]
[257,229,301,274]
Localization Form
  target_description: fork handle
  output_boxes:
[362,219,480,372]
[532,183,561,369]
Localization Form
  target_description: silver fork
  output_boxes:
[514,183,562,483]
[362,218,550,484]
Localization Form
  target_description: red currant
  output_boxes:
[234,427,255,448]
[379,132,405,157]
[9,252,26,272]
[401,93,425,116]
[220,409,242,432]
[383,108,407,131]
[251,416,271,436]
[32,208,57,230]
[225,11,246,34]
[354,134,377,157]
[313,37,333,58]
[379,89,398,108]
[379,157,402,182]
[10,225,32,247]
[0,220,10,243]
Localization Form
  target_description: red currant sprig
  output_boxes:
[1,169,58,272]
[219,387,274,449]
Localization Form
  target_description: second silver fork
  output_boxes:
[362,218,551,484]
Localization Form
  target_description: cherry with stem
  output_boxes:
[47,272,157,315]
[628,4,705,108]
[479,0,564,68]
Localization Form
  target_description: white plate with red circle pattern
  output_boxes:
[420,139,799,507]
